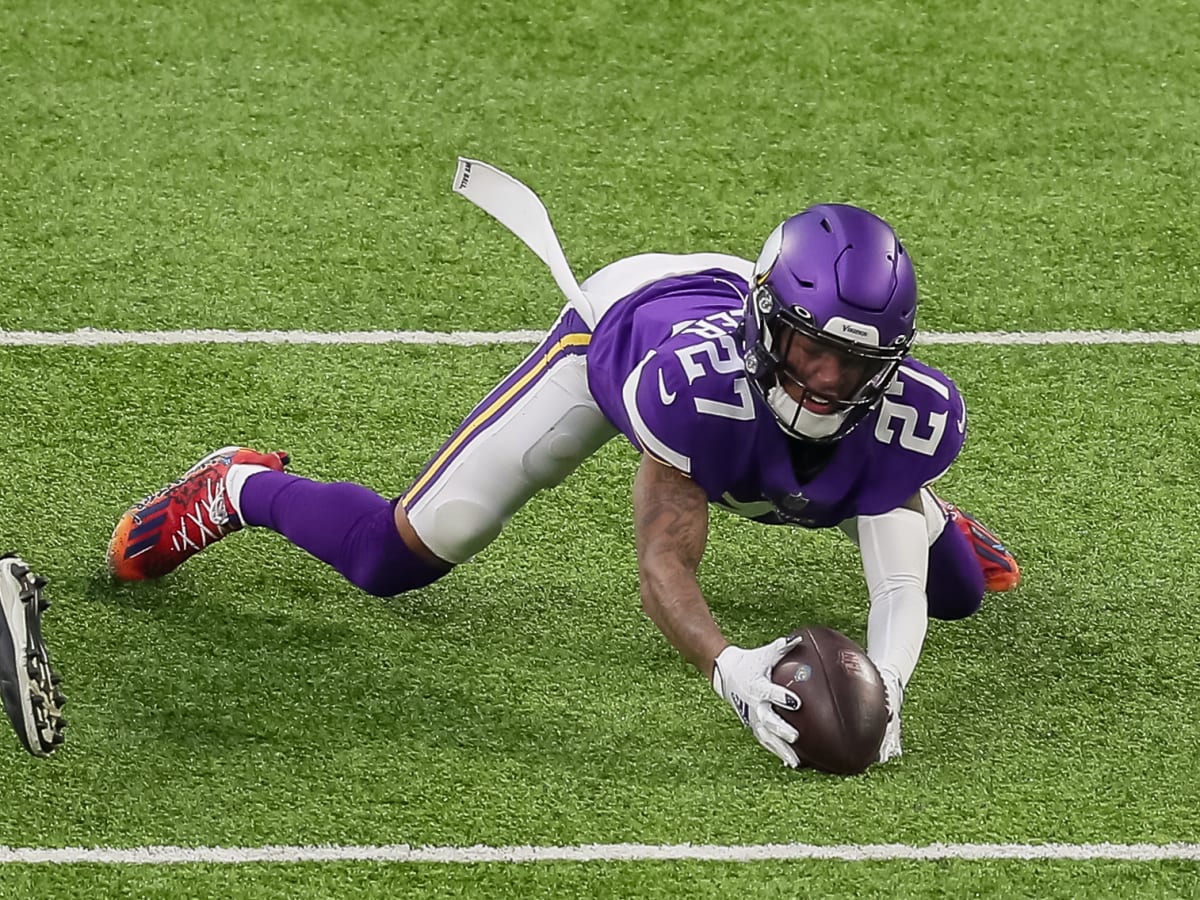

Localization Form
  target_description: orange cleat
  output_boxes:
[928,491,1021,593]
[108,446,289,581]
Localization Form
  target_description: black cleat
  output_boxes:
[0,554,66,756]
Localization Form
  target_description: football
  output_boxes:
[771,625,889,775]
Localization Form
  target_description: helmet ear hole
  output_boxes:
[744,346,768,377]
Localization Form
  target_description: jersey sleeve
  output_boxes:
[619,346,752,499]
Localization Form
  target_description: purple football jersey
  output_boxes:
[586,270,965,527]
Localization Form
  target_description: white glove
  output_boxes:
[877,668,904,764]
[712,635,803,768]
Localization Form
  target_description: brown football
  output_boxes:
[771,625,889,775]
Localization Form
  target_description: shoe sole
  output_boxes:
[0,556,66,756]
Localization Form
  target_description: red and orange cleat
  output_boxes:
[928,491,1021,593]
[108,446,289,581]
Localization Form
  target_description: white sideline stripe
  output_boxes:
[2,842,1200,865]
[0,328,1199,348]
[0,328,546,347]
[921,330,1200,345]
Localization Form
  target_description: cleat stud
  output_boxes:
[31,576,48,589]
[53,692,67,707]
[10,565,29,579]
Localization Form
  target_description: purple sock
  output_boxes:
[926,521,985,620]
[239,471,448,597]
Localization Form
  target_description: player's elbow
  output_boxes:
[635,553,687,619]
[636,568,663,618]
[636,554,663,611]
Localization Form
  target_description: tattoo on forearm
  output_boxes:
[634,461,707,571]
[632,458,723,673]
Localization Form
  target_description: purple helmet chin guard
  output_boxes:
[742,203,918,443]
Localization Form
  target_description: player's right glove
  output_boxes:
[0,554,66,756]
[712,635,803,768]
[876,668,903,764]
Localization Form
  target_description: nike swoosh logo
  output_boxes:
[657,369,677,405]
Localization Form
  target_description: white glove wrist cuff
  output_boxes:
[879,665,904,715]
[711,645,736,697]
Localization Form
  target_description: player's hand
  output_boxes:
[876,669,903,764]
[711,635,803,767]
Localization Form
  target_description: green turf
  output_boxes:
[3,0,1200,895]
[4,0,1200,333]
[2,344,1199,886]
[4,860,1200,900]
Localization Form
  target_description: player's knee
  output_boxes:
[925,511,986,620]
[349,545,452,598]
[425,499,506,565]
[337,502,455,597]
[925,560,985,619]
[926,588,982,620]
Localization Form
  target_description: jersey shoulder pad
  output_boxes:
[860,361,966,510]
[620,339,756,488]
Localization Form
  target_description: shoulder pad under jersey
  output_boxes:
[856,359,967,515]
[620,331,760,498]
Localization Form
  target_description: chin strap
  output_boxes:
[765,384,849,440]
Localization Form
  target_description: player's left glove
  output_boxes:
[876,668,903,764]
[712,635,803,768]
[0,554,66,756]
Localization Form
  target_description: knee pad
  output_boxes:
[520,404,608,487]
[425,498,507,566]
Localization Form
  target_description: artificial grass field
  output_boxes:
[3,0,1200,896]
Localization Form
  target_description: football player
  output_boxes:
[0,553,66,756]
[108,160,1018,768]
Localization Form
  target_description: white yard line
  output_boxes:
[0,328,546,347]
[1,841,1199,864]
[920,330,1200,345]
[0,328,1199,348]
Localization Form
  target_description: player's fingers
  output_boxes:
[764,683,801,711]
[877,718,902,764]
[877,742,902,764]
[757,731,800,768]
[768,633,802,663]
[759,708,799,745]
